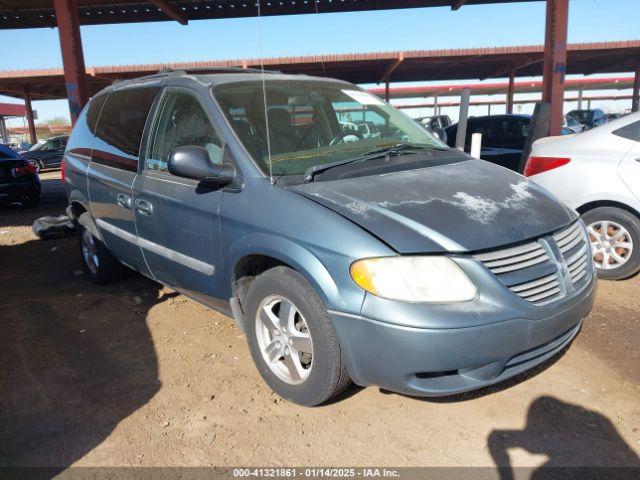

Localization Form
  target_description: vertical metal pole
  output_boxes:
[23,87,37,144]
[385,79,390,102]
[488,104,492,116]
[577,88,583,110]
[587,99,591,110]
[632,66,640,113]
[455,88,471,151]
[541,0,569,136]
[53,0,88,125]
[434,95,439,116]
[507,69,516,114]
[0,116,7,143]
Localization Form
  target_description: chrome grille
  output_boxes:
[475,241,550,275]
[554,222,591,290]
[475,221,592,307]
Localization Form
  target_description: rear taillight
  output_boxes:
[12,163,38,176]
[524,156,571,177]
[61,158,66,183]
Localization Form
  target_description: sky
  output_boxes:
[1,0,639,126]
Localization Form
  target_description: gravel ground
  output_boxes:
[1,172,639,474]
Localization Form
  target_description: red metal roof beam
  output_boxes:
[149,0,188,25]
[451,0,469,10]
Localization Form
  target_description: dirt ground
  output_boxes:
[1,172,639,474]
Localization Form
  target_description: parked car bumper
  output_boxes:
[330,273,596,397]
[0,178,40,203]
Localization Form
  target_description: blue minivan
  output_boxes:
[64,70,596,406]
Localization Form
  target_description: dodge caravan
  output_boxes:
[64,70,596,406]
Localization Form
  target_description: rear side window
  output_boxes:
[86,93,108,134]
[613,120,640,142]
[93,87,159,171]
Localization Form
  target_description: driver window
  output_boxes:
[146,90,222,173]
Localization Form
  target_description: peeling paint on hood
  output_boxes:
[291,159,577,253]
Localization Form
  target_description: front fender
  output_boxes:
[225,233,357,311]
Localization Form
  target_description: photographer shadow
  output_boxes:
[488,396,640,480]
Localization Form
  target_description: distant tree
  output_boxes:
[43,116,69,126]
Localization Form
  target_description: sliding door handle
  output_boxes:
[135,199,153,216]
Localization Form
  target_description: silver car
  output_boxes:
[526,112,640,280]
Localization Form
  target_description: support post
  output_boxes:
[633,66,640,113]
[507,69,515,114]
[0,116,8,143]
[53,0,88,125]
[577,88,583,110]
[488,104,492,116]
[541,0,569,136]
[434,95,439,116]
[385,78,390,102]
[23,87,37,145]
[455,88,471,151]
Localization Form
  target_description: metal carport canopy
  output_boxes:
[0,41,638,101]
[0,1,541,29]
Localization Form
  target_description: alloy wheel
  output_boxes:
[255,295,313,385]
[81,228,100,275]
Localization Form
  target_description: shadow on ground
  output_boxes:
[488,396,640,479]
[0,235,174,473]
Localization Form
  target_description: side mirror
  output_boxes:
[167,146,235,186]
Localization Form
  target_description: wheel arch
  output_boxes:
[576,200,640,220]
[226,234,344,315]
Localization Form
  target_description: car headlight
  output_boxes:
[350,256,477,303]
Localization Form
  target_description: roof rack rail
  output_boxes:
[157,66,281,75]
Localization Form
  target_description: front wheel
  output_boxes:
[244,266,351,406]
[78,222,125,284]
[582,206,640,280]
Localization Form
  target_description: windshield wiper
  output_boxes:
[303,143,446,182]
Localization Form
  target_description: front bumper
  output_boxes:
[329,273,596,397]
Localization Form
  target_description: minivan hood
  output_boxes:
[292,159,577,253]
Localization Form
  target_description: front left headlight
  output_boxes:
[349,256,477,303]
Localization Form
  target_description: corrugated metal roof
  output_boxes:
[1,40,638,100]
[0,1,541,29]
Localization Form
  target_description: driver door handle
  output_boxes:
[135,199,153,216]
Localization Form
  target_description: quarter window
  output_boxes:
[146,91,222,173]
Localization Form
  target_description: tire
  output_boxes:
[244,266,351,406]
[20,189,40,208]
[581,206,640,280]
[78,222,125,285]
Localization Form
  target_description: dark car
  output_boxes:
[445,114,531,171]
[64,71,595,406]
[0,144,40,207]
[22,135,69,172]
[566,109,607,130]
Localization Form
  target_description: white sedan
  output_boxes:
[525,112,640,280]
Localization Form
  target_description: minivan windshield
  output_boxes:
[213,80,446,178]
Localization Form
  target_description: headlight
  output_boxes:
[350,256,477,303]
